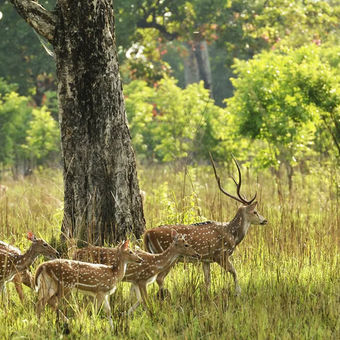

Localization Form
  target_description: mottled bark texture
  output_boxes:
[10,0,145,244]
[183,40,213,98]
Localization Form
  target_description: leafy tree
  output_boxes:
[0,78,31,170]
[0,1,56,97]
[115,0,340,105]
[227,45,340,188]
[25,106,60,164]
[124,77,238,162]
[124,80,154,157]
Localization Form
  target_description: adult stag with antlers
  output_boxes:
[144,155,267,296]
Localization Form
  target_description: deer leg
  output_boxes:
[216,255,241,295]
[139,282,149,308]
[48,294,67,322]
[128,284,142,315]
[36,296,48,319]
[202,262,211,288]
[101,294,113,329]
[1,282,8,306]
[94,294,104,314]
[156,268,172,299]
[13,274,25,302]
[20,270,34,289]
[139,282,154,316]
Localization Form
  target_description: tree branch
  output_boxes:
[137,18,179,41]
[137,0,178,41]
[10,0,56,43]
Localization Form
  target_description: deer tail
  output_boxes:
[144,231,157,253]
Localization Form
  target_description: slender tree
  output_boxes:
[10,0,145,244]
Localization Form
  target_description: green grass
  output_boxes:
[0,163,339,339]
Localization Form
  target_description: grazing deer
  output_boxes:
[0,241,33,302]
[73,230,200,314]
[0,232,59,300]
[35,240,143,327]
[143,155,268,296]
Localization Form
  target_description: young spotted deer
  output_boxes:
[73,230,200,314]
[0,241,33,302]
[0,232,59,300]
[144,155,267,296]
[35,240,143,327]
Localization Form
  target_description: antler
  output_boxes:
[209,152,256,205]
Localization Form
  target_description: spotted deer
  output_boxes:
[35,240,143,327]
[0,232,59,300]
[143,155,268,296]
[0,241,33,302]
[73,230,200,314]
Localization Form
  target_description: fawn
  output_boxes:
[0,232,59,300]
[73,230,200,314]
[35,240,143,327]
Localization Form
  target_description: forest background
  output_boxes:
[1,0,340,176]
[0,1,339,338]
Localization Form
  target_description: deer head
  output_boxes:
[171,230,201,259]
[242,201,267,225]
[118,240,143,264]
[209,153,267,226]
[27,232,60,259]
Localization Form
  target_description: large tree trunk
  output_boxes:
[183,43,200,86]
[183,40,213,99]
[11,0,145,244]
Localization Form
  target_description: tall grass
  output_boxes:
[0,163,339,339]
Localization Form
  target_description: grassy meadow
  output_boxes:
[0,163,339,339]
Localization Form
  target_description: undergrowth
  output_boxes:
[0,163,339,339]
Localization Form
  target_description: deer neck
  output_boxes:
[228,209,250,245]
[158,244,180,268]
[112,253,128,281]
[15,245,39,271]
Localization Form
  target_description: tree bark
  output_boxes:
[183,43,200,86]
[183,40,214,98]
[193,40,213,97]
[11,0,145,244]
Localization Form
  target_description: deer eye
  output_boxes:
[129,251,133,254]
[184,244,189,247]
[43,243,48,247]
[253,211,257,215]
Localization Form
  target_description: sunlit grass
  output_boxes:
[0,163,339,339]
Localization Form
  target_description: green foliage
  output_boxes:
[227,45,340,168]
[25,106,60,163]
[115,0,340,104]
[0,78,31,165]
[248,0,340,49]
[124,80,154,157]
[0,78,60,170]
[124,77,231,162]
[0,1,56,96]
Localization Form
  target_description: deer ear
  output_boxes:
[27,231,36,242]
[246,201,257,212]
[122,240,129,250]
[170,229,178,240]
